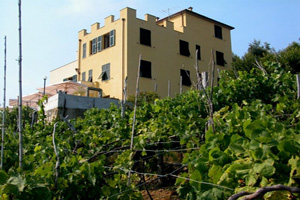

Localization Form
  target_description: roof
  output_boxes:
[157,9,234,30]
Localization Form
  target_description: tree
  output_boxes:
[232,40,277,73]
[279,42,300,98]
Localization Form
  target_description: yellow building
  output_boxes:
[52,7,234,99]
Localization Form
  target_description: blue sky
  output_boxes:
[0,0,299,102]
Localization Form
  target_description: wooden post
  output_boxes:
[1,36,7,170]
[208,50,215,133]
[180,76,183,94]
[121,76,127,118]
[195,49,201,90]
[53,122,60,182]
[18,0,23,169]
[296,74,300,99]
[168,80,171,97]
[128,55,141,184]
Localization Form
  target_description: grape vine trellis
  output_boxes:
[0,63,300,199]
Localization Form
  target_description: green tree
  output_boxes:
[279,41,300,74]
[232,40,277,73]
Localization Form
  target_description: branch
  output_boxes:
[228,185,300,200]
[52,122,60,182]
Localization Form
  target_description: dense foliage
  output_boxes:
[1,48,300,199]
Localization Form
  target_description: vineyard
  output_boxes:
[0,60,300,199]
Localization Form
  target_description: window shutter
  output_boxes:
[109,30,115,47]
[97,36,102,52]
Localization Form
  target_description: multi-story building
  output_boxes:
[50,7,234,99]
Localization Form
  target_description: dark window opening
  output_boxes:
[179,40,190,57]
[140,60,152,79]
[103,33,110,49]
[180,69,191,86]
[88,69,93,82]
[196,45,201,60]
[216,51,225,66]
[101,63,110,81]
[214,25,222,39]
[140,28,151,46]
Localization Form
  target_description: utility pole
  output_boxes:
[18,0,23,169]
[1,36,7,170]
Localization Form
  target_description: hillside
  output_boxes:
[0,60,300,199]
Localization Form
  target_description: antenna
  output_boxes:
[159,5,180,20]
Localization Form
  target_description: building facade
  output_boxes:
[51,7,234,99]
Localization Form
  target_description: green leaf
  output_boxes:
[253,159,275,177]
[208,165,223,184]
[200,188,229,200]
[288,156,300,178]
[7,175,26,192]
[278,140,300,154]
[245,174,257,186]
[190,169,202,189]
[209,147,230,166]
[2,184,19,196]
[0,170,9,185]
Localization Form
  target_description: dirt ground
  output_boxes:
[141,188,181,200]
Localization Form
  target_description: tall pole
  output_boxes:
[43,76,47,96]
[128,54,141,184]
[1,36,7,170]
[18,0,23,169]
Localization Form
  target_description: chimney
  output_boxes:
[188,7,193,11]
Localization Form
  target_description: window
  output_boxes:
[97,36,102,52]
[140,60,152,78]
[103,33,110,49]
[179,40,190,57]
[90,30,115,54]
[216,51,225,66]
[82,72,86,81]
[140,28,151,46]
[214,25,222,39]
[180,69,191,86]
[196,45,201,60]
[63,75,77,82]
[88,69,93,82]
[109,30,115,46]
[91,38,97,54]
[72,75,77,82]
[82,43,86,58]
[100,63,110,81]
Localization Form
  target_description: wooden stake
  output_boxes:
[18,0,23,169]
[180,76,183,94]
[154,83,158,92]
[1,36,7,170]
[121,76,128,118]
[128,54,141,184]
[296,74,300,99]
[168,80,171,97]
[208,50,215,133]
